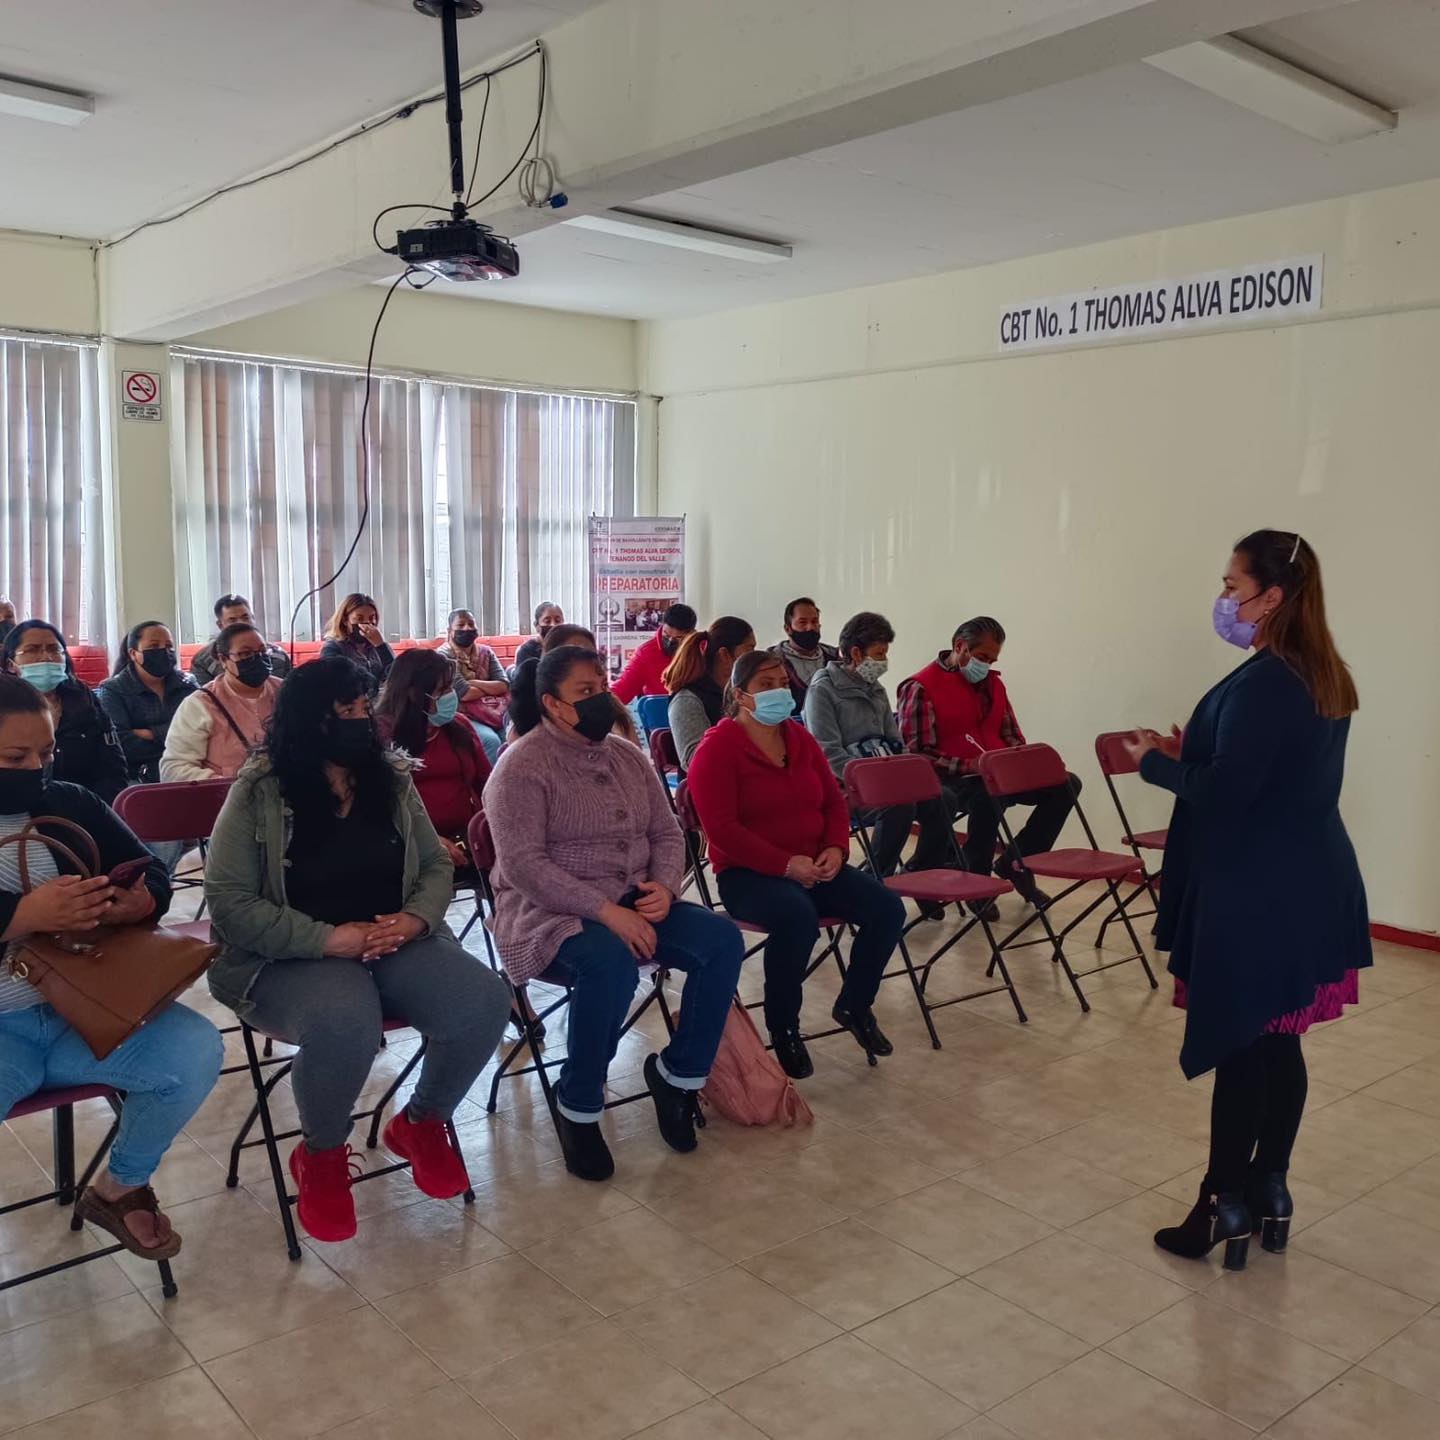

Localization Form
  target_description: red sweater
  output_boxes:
[414,723,490,838]
[686,716,851,877]
[612,635,671,704]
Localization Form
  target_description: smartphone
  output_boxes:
[617,885,645,910]
[106,857,151,888]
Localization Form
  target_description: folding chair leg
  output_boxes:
[894,935,943,1051]
[1032,904,1091,1012]
[240,1026,303,1261]
[445,1118,475,1204]
[978,917,1028,1024]
[1109,879,1159,989]
[52,1106,76,1208]
[366,1043,425,1148]
[157,1257,178,1299]
[226,1060,291,1186]
[68,1113,122,1231]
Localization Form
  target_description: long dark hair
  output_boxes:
[663,615,753,693]
[113,620,168,676]
[509,645,605,736]
[326,591,378,642]
[0,671,48,722]
[1234,530,1357,719]
[2,619,72,679]
[375,647,464,758]
[264,658,393,821]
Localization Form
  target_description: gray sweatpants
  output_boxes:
[245,934,509,1152]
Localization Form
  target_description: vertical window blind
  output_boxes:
[0,335,112,647]
[171,353,635,643]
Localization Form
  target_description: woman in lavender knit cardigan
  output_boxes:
[484,645,744,1182]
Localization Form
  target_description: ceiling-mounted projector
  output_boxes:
[398,0,520,281]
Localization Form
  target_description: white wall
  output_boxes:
[644,177,1440,936]
[0,231,97,335]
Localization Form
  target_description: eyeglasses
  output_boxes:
[15,643,64,660]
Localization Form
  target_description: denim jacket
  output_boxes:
[96,665,198,784]
[204,752,455,1015]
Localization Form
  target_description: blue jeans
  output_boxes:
[717,864,906,1033]
[0,1002,223,1186]
[469,720,503,766]
[551,902,744,1123]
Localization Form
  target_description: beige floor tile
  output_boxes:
[797,1062,936,1130]
[446,1111,563,1181]
[952,1071,1111,1142]
[859,1097,1029,1173]
[959,1139,1141,1228]
[951,1420,1023,1440]
[7,1368,250,1440]
[741,1217,954,1329]
[464,1156,638,1248]
[627,1400,769,1440]
[970,1233,1189,1345]
[1206,1248,1427,1361]
[0,1205,135,1335]
[1294,1200,1440,1302]
[1268,1369,1440,1440]
[1042,1114,1205,1188]
[700,1111,841,1165]
[377,1251,599,1375]
[1320,1014,1440,1067]
[1105,1291,1348,1430]
[305,1198,510,1300]
[1109,1081,1217,1145]
[523,1207,728,1315]
[1360,1064,1440,1121]
[1364,1154,1440,1232]
[112,1191,366,1361]
[857,1279,1088,1411]
[721,1333,972,1440]
[1067,1191,1224,1291]
[1287,1124,1416,1200]
[759,1129,944,1213]
[602,1125,747,1205]
[1306,1094,1440,1169]
[992,1350,1251,1440]
[858,1178,1055,1275]
[205,1306,443,1440]
[1361,1313,1440,1404]
[458,1320,706,1440]
[318,1381,511,1438]
[1302,1036,1413,1093]
[643,1166,846,1261]
[615,1266,841,1391]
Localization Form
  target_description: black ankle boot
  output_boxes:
[556,1114,614,1182]
[768,1028,813,1080]
[832,1002,894,1064]
[1154,1184,1252,1270]
[1245,1169,1294,1253]
[643,1054,704,1153]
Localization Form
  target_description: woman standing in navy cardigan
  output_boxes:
[1126,529,1369,1271]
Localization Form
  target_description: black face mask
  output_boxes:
[566,693,615,744]
[325,716,379,766]
[659,634,680,657]
[0,621,14,645]
[789,629,821,653]
[140,647,177,679]
[452,629,478,650]
[233,653,272,689]
[0,764,48,816]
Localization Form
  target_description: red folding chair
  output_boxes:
[1,1085,178,1298]
[114,778,233,907]
[846,756,1026,1041]
[1093,731,1168,948]
[648,726,683,817]
[978,744,1157,1012]
[461,809,501,965]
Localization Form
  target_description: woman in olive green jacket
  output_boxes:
[204,658,509,1244]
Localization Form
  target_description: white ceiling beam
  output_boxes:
[1146,35,1398,144]
[99,0,1345,339]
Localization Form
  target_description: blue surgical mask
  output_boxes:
[19,662,67,694]
[750,689,796,726]
[962,657,991,685]
[429,689,460,727]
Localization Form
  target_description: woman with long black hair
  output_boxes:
[1126,529,1370,1270]
[663,615,755,769]
[205,658,509,1244]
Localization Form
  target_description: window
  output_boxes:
[170,353,635,643]
[0,335,111,646]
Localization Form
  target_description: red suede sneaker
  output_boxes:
[383,1108,470,1199]
[288,1142,359,1242]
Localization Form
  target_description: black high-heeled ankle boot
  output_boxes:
[1245,1169,1294,1253]
[1154,1184,1253,1271]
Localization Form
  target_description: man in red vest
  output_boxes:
[897,616,1078,914]
[612,603,697,704]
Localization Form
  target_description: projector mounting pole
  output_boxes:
[413,0,484,220]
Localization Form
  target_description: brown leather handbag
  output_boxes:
[2,816,217,1059]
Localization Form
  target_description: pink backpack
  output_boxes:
[701,999,814,1127]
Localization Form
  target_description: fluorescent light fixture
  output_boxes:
[0,75,94,127]
[1146,36,1396,145]
[565,209,792,263]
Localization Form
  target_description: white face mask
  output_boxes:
[856,658,888,684]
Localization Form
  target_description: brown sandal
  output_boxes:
[75,1184,182,1261]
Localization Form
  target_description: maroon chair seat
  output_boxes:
[4,1083,114,1121]
[884,870,1010,904]
[1022,849,1143,883]
[1124,828,1169,850]
[730,915,846,934]
[113,779,233,844]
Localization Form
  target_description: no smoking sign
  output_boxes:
[121,370,163,422]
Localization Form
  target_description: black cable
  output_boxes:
[286,268,414,660]
[468,42,547,210]
[372,202,449,256]
[105,42,541,250]
[462,74,493,208]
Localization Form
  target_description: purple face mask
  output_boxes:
[1212,595,1258,649]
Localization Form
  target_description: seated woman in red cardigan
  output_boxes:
[686,649,905,1080]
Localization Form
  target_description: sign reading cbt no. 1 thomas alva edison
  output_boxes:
[998,254,1323,353]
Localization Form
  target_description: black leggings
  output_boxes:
[1207,1033,1308,1193]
